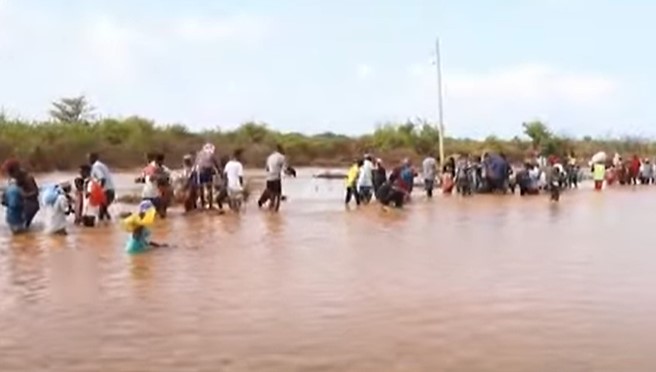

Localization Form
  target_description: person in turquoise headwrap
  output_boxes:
[124,200,167,254]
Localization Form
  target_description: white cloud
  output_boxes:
[407,62,619,108]
[401,62,623,137]
[445,64,618,106]
[356,63,373,80]
[0,0,11,47]
[83,17,145,80]
[79,13,272,83]
[174,14,270,44]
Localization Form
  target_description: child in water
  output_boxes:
[124,200,167,254]
[74,164,102,227]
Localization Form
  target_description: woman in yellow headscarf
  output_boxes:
[122,200,167,254]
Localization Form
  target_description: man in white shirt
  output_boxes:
[140,153,161,207]
[357,155,374,203]
[258,144,288,212]
[223,149,245,211]
[422,156,437,198]
[88,153,115,221]
[195,143,221,209]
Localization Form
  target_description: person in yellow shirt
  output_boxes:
[592,162,606,191]
[345,159,362,205]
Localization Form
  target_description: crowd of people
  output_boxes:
[342,152,569,207]
[2,144,656,251]
[341,151,656,208]
[0,143,295,252]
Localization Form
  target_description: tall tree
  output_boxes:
[522,121,552,149]
[49,96,94,123]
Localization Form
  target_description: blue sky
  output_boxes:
[0,0,653,138]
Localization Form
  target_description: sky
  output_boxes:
[0,0,654,138]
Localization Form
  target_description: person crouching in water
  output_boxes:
[123,200,167,254]
[43,183,74,235]
[357,155,374,204]
[345,159,361,206]
[376,165,409,208]
[592,161,606,191]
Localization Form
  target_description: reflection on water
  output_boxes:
[1,171,656,371]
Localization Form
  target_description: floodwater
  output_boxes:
[2,169,656,371]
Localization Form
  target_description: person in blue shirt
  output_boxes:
[400,159,416,196]
[2,179,26,234]
[3,159,39,229]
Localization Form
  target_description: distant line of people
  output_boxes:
[603,154,656,186]
[343,152,587,207]
[345,155,417,209]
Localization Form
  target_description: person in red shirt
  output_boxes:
[629,155,641,185]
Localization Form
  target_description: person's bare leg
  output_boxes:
[207,186,214,209]
[199,186,206,209]
[258,189,270,208]
[272,194,281,212]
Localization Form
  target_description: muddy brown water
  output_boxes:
[2,169,656,371]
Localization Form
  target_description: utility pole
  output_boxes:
[435,37,445,165]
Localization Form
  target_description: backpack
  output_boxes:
[41,185,59,207]
[41,185,60,206]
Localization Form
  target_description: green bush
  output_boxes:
[0,113,654,172]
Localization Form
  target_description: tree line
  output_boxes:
[0,96,654,172]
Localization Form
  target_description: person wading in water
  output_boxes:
[195,143,221,210]
[88,153,115,222]
[372,158,387,197]
[422,155,438,198]
[258,144,291,212]
[3,160,40,229]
